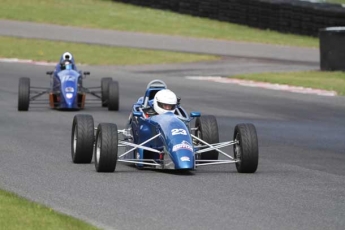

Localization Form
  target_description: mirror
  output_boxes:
[133,111,143,117]
[83,72,90,78]
[190,112,201,117]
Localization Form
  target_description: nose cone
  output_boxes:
[64,93,75,108]
[60,73,78,109]
[173,149,194,170]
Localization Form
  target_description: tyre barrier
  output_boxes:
[112,0,345,37]
[319,27,345,71]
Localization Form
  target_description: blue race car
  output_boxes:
[18,52,119,111]
[71,80,259,173]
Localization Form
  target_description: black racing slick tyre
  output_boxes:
[71,114,94,163]
[108,81,119,111]
[194,115,219,162]
[18,77,30,111]
[233,123,259,173]
[94,123,118,172]
[101,77,112,107]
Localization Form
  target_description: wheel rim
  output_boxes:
[73,126,77,156]
[96,132,101,164]
[234,133,242,161]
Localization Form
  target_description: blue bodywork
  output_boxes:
[51,53,83,109]
[52,69,82,109]
[131,112,195,170]
[127,86,199,170]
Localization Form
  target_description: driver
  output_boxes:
[152,89,177,115]
[54,51,77,72]
[60,59,73,70]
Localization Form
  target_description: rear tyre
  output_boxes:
[101,77,112,107]
[18,77,30,111]
[71,114,94,163]
[194,115,219,162]
[233,123,258,173]
[108,81,119,111]
[94,123,118,172]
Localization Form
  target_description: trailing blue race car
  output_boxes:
[71,80,259,173]
[18,52,119,111]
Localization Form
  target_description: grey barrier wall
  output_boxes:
[112,0,345,37]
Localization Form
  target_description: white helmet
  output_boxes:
[62,52,73,60]
[153,89,177,115]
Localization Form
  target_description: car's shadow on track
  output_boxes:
[119,164,195,176]
[120,164,246,175]
[20,103,120,112]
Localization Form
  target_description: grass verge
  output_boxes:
[0,0,318,47]
[0,36,219,65]
[229,71,345,95]
[0,189,99,230]
[327,0,345,3]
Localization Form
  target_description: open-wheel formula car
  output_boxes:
[71,80,258,173]
[17,52,119,111]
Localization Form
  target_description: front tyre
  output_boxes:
[108,81,119,111]
[233,123,259,173]
[18,77,30,111]
[94,123,118,172]
[71,114,94,163]
[194,115,219,162]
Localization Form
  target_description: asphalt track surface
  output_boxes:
[0,20,345,230]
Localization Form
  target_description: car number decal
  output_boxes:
[61,75,76,82]
[171,129,187,135]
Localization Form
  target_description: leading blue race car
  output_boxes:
[17,52,119,111]
[70,80,259,173]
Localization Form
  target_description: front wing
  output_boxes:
[27,86,103,109]
[116,128,239,169]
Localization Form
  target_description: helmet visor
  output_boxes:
[158,102,176,111]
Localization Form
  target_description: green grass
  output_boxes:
[0,189,99,230]
[0,36,219,65]
[229,71,345,95]
[312,0,345,3]
[0,0,318,47]
[326,0,345,3]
